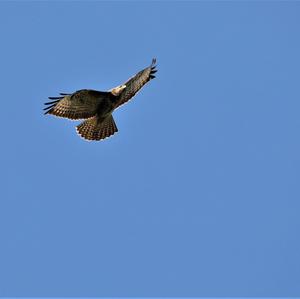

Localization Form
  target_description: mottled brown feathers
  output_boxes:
[44,59,157,141]
[114,58,157,109]
[76,115,118,141]
[44,90,111,120]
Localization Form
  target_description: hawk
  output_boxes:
[44,59,157,141]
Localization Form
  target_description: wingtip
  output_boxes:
[44,100,59,105]
[150,58,157,79]
[48,96,63,100]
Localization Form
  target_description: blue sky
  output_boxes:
[0,1,299,297]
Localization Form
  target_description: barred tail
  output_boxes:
[76,115,118,141]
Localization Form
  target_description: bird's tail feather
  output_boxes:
[76,115,118,141]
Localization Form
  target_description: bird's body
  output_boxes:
[44,59,157,141]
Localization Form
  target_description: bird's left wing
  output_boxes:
[114,58,157,109]
[44,89,109,120]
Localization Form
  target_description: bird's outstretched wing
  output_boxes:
[44,89,110,120]
[114,58,157,109]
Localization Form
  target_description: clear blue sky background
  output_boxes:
[0,1,299,297]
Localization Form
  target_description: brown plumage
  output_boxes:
[44,59,157,141]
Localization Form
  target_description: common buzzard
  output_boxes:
[44,59,157,141]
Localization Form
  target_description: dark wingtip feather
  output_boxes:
[150,58,157,77]
[150,60,157,79]
[44,108,53,115]
[44,97,60,115]
[43,104,56,110]
[48,96,64,100]
[44,99,59,105]
[59,93,70,96]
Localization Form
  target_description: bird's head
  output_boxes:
[110,84,126,96]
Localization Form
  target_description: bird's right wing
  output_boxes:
[114,58,157,109]
[44,89,109,120]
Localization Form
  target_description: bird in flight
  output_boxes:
[44,59,157,141]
